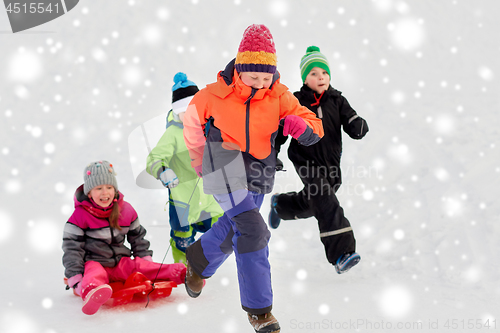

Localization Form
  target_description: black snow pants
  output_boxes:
[274,170,356,264]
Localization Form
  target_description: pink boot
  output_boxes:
[82,284,113,315]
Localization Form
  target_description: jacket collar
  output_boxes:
[166,110,184,130]
[74,184,123,212]
[209,59,286,100]
[299,84,342,101]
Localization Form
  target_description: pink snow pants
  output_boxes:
[80,257,186,299]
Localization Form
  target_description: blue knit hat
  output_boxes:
[171,72,199,114]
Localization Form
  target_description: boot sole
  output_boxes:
[185,283,202,298]
[184,275,203,298]
[253,322,281,333]
[335,254,361,274]
[82,285,113,315]
[268,195,281,229]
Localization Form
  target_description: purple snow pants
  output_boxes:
[186,189,272,314]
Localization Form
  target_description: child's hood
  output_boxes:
[166,109,184,129]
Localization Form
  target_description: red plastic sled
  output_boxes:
[64,272,177,306]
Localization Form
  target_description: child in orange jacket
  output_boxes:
[182,24,323,333]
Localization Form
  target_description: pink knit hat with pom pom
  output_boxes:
[235,24,277,74]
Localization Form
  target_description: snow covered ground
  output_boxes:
[1,1,499,332]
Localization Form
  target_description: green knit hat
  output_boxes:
[299,46,330,82]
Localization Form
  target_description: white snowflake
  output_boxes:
[378,285,413,319]
[389,18,426,51]
[28,219,60,253]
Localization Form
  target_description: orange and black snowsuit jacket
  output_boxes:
[183,59,324,194]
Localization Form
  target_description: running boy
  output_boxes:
[270,46,369,274]
[182,25,323,333]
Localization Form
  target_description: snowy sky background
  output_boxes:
[1,1,499,332]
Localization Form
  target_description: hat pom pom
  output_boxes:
[173,72,188,84]
[306,46,320,53]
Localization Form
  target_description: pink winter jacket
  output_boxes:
[62,185,152,279]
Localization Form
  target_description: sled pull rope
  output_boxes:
[145,177,201,308]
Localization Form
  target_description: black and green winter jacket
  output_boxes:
[275,85,369,187]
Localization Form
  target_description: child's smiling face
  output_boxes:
[88,185,116,208]
[239,72,274,89]
[304,67,330,94]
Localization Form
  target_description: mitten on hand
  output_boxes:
[282,115,307,139]
[194,165,203,178]
[346,116,369,139]
[159,168,179,188]
[68,274,83,296]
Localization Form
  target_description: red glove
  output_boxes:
[282,115,307,139]
[194,165,203,177]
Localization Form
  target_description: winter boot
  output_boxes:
[185,261,204,298]
[248,312,280,333]
[335,252,361,274]
[268,194,281,229]
[81,284,113,315]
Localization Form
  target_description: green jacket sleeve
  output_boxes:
[146,126,177,179]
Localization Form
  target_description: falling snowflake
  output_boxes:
[54,182,66,194]
[434,114,455,135]
[318,303,330,315]
[41,298,53,309]
[378,285,413,319]
[393,229,405,240]
[8,50,43,83]
[44,143,55,154]
[123,66,143,86]
[143,25,162,45]
[434,168,450,182]
[388,18,426,51]
[478,66,494,81]
[296,269,307,280]
[177,303,189,315]
[269,0,288,17]
[28,219,60,253]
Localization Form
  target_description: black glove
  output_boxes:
[346,116,369,139]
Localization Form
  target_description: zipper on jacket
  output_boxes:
[109,223,118,266]
[206,118,216,173]
[244,88,257,152]
[317,106,323,119]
